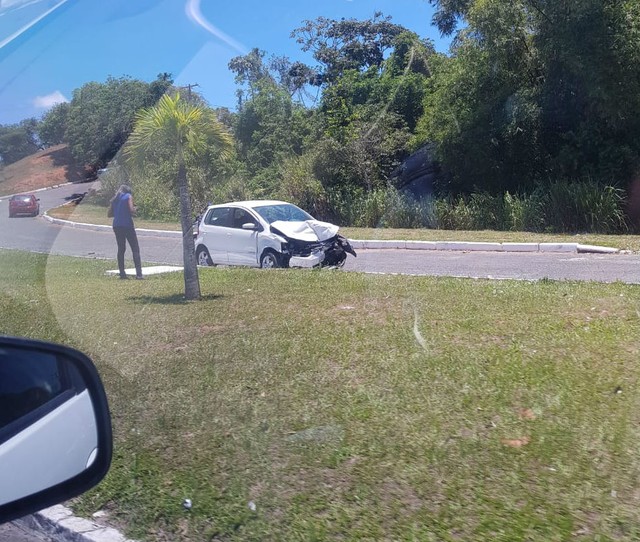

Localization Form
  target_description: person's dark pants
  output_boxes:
[113,226,142,278]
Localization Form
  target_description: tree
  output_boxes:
[418,0,640,192]
[39,102,69,147]
[229,48,317,105]
[292,12,406,84]
[124,94,233,300]
[0,119,41,165]
[65,74,177,168]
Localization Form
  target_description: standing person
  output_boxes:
[110,185,143,279]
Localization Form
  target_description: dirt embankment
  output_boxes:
[0,145,92,196]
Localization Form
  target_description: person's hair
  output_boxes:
[110,184,132,204]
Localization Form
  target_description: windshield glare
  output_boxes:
[252,204,313,224]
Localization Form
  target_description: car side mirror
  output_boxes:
[242,222,261,231]
[0,337,112,524]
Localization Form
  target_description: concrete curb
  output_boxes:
[16,505,138,542]
[347,239,620,254]
[43,213,621,254]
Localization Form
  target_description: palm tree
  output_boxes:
[125,93,233,300]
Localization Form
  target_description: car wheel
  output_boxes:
[333,255,347,268]
[196,246,214,266]
[260,250,280,269]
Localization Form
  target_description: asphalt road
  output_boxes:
[0,522,53,542]
[1,183,638,283]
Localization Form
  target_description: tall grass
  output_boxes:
[418,181,628,233]
[282,180,629,233]
[98,163,630,234]
[541,181,628,233]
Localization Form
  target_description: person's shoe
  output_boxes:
[119,274,128,280]
[135,275,144,280]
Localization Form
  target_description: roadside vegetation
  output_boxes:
[3,4,640,235]
[2,249,640,540]
[48,200,640,253]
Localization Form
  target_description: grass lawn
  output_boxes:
[2,249,640,540]
[48,202,640,253]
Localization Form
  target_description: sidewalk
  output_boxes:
[42,213,621,254]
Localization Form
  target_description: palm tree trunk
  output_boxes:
[177,158,201,300]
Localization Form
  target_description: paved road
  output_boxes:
[1,183,639,284]
[0,521,53,541]
[344,248,640,283]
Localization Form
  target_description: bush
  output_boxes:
[433,197,473,230]
[275,155,330,220]
[535,180,628,234]
[429,182,627,233]
[205,175,253,207]
[321,187,436,228]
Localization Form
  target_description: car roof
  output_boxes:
[208,200,289,209]
[10,194,35,199]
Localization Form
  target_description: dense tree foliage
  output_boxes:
[64,77,163,167]
[292,12,407,84]
[419,0,640,193]
[13,8,638,231]
[39,103,69,147]
[227,18,435,206]
[0,119,40,165]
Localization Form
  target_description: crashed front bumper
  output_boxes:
[288,251,325,268]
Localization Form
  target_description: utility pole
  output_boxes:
[180,83,199,100]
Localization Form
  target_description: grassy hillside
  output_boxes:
[0,144,90,196]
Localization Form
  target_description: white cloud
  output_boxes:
[33,90,68,109]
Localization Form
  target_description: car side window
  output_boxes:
[0,348,86,435]
[0,352,62,430]
[231,209,256,229]
[205,207,231,227]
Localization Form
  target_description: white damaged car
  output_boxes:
[194,200,357,268]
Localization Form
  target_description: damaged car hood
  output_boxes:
[270,220,340,242]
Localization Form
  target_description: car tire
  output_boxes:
[260,250,280,269]
[333,255,347,268]
[196,246,214,266]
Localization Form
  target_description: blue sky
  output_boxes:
[0,0,450,125]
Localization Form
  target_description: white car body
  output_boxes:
[194,200,355,269]
[0,390,98,506]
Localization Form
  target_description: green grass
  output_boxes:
[48,202,640,252]
[3,249,640,540]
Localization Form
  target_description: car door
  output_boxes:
[200,207,232,264]
[225,207,261,266]
[0,338,112,524]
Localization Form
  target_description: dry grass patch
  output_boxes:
[0,145,89,196]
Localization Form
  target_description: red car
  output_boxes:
[8,194,40,217]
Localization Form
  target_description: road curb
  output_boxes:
[42,213,621,254]
[16,505,138,542]
[348,239,619,254]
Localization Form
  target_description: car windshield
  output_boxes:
[251,204,313,224]
[1,0,640,540]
